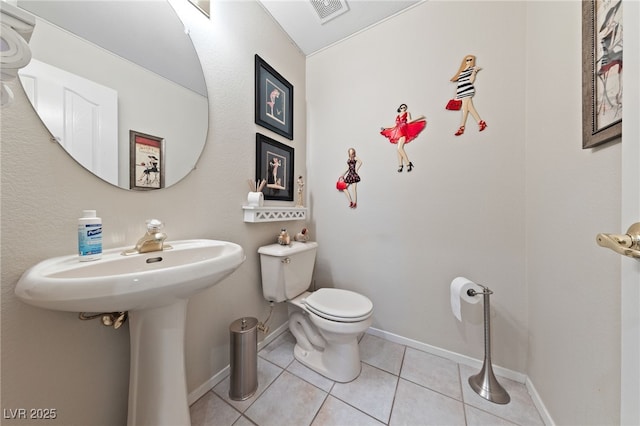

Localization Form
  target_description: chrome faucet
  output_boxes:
[122,219,171,255]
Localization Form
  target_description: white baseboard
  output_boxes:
[525,376,556,426]
[366,327,526,383]
[367,327,554,425]
[187,321,289,406]
[187,365,230,406]
[188,323,554,426]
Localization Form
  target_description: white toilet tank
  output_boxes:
[258,241,318,302]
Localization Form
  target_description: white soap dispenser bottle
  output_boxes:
[78,210,102,261]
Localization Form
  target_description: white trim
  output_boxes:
[620,0,640,423]
[187,364,230,406]
[368,327,555,425]
[366,327,526,383]
[525,376,556,426]
[243,206,307,223]
[188,322,556,426]
[187,321,290,405]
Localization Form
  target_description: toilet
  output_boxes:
[258,241,373,382]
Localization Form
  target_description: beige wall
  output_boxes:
[0,1,305,425]
[307,0,528,374]
[306,1,621,424]
[525,2,621,425]
[1,1,629,425]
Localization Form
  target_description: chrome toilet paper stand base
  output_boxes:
[467,285,511,404]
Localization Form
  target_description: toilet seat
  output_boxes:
[303,288,373,323]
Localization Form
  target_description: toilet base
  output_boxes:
[286,292,372,383]
[292,336,362,383]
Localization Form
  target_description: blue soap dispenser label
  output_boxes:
[78,224,102,256]
[78,210,102,261]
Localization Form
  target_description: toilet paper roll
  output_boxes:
[247,191,264,207]
[450,277,483,321]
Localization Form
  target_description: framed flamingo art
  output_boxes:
[255,54,294,140]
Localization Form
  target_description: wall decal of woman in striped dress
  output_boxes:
[450,55,487,136]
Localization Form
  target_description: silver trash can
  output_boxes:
[229,317,258,401]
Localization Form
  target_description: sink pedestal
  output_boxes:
[14,239,246,425]
[127,299,191,426]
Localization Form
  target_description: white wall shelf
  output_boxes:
[243,206,307,223]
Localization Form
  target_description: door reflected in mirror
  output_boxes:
[16,0,208,190]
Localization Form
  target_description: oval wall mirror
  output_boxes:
[16,0,208,190]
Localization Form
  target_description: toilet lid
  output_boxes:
[303,288,373,322]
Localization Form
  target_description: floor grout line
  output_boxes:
[192,332,543,426]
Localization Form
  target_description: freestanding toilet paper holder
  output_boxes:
[466,284,511,404]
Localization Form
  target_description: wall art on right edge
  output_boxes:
[582,0,622,149]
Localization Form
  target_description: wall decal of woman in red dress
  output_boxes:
[380,104,426,172]
[450,55,487,136]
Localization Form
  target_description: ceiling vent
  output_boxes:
[309,0,349,24]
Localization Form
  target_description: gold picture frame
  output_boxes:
[582,0,623,149]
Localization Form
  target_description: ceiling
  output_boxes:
[257,0,423,56]
[17,1,206,96]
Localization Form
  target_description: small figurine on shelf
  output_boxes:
[294,227,309,242]
[277,228,291,245]
[296,175,304,207]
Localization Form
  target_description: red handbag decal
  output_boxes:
[446,99,462,110]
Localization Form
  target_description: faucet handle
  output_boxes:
[146,219,164,232]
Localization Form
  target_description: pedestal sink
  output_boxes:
[15,239,245,426]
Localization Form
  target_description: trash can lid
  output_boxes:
[229,317,258,333]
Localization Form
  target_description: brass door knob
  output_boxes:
[596,222,640,259]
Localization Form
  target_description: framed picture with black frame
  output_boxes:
[255,54,294,140]
[256,133,294,201]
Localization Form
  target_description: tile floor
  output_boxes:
[190,331,545,426]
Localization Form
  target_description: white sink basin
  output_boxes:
[15,239,245,312]
[15,238,245,426]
